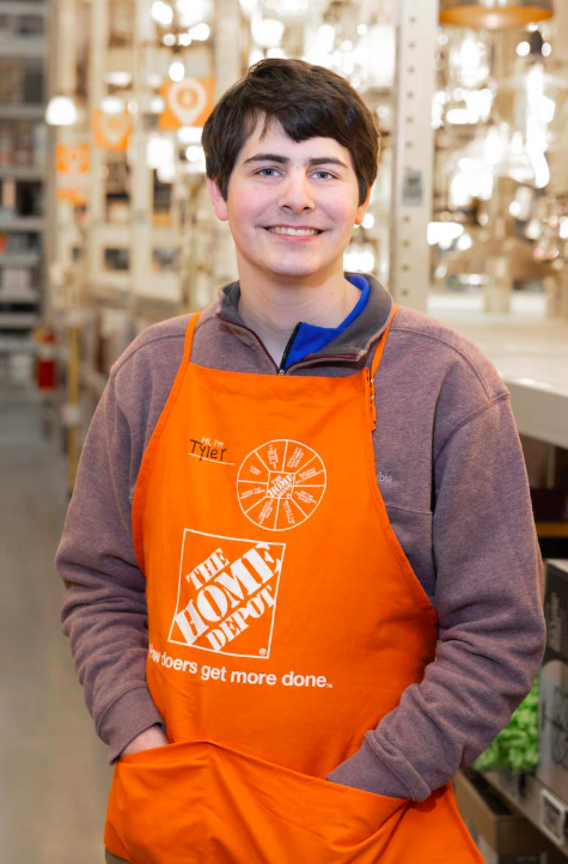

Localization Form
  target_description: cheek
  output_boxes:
[323,197,359,230]
[227,183,271,226]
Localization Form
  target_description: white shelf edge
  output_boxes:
[484,772,568,858]
[0,105,45,120]
[0,291,40,302]
[0,217,46,232]
[0,166,45,181]
[0,38,46,58]
[0,253,41,267]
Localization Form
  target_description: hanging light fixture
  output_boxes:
[439,0,554,30]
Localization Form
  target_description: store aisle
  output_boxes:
[1,396,110,864]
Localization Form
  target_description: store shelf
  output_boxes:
[0,335,34,352]
[484,772,568,858]
[428,292,568,450]
[0,166,45,181]
[0,105,45,120]
[0,38,46,58]
[0,252,41,267]
[0,1,47,13]
[0,312,39,327]
[0,217,46,232]
[0,290,39,302]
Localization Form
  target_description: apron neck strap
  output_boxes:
[184,311,202,360]
[370,302,398,379]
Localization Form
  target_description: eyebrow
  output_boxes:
[242,153,349,170]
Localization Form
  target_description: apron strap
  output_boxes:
[370,301,399,379]
[183,311,202,361]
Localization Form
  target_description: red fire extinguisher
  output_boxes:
[34,327,57,390]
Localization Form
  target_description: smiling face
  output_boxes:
[207,114,370,287]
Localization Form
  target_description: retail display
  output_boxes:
[473,678,540,774]
[0,1,46,390]
[454,769,564,863]
[538,560,568,801]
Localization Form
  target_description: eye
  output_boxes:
[256,167,280,177]
[313,170,335,180]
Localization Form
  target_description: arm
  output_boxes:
[56,373,166,762]
[327,395,545,800]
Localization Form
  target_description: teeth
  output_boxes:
[267,227,319,236]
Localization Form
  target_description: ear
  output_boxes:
[207,177,229,222]
[354,187,372,226]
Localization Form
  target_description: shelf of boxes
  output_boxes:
[0,0,47,387]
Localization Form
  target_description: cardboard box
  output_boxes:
[454,770,549,863]
[538,560,568,802]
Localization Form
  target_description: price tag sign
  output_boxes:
[160,77,215,130]
[56,143,90,205]
[540,788,568,845]
[93,110,132,150]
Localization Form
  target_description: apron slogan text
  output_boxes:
[148,644,334,690]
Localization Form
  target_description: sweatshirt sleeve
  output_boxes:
[55,372,165,763]
[327,393,546,800]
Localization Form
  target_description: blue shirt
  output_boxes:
[282,274,370,370]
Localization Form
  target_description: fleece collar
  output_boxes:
[215,272,393,364]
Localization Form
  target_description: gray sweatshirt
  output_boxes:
[55,274,545,802]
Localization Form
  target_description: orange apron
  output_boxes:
[104,306,483,864]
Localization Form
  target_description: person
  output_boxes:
[56,58,545,864]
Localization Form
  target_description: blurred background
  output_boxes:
[2,0,568,861]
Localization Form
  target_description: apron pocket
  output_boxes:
[105,740,208,864]
[106,739,407,864]
[204,739,408,863]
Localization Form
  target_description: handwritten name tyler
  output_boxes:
[189,438,228,462]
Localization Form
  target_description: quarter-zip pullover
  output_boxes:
[55,273,545,802]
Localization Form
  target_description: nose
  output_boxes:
[277,170,316,214]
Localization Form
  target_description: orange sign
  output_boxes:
[56,143,90,205]
[160,77,215,130]
[93,110,132,150]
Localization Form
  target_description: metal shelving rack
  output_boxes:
[0,0,47,390]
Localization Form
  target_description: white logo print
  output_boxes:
[169,529,285,658]
[237,439,327,531]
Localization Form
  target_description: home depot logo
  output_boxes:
[168,530,285,658]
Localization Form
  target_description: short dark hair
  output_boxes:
[202,58,381,207]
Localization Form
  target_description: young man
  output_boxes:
[56,59,545,863]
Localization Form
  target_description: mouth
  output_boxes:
[263,226,324,238]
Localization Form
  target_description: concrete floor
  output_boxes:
[1,394,110,864]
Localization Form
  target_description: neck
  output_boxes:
[237,264,361,366]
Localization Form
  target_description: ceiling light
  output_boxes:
[100,97,125,115]
[169,60,185,82]
[427,222,465,246]
[104,71,132,87]
[177,126,203,143]
[151,0,174,27]
[189,23,210,40]
[45,95,78,126]
[251,16,285,48]
[517,40,531,56]
[176,0,213,28]
[186,145,203,162]
[439,0,554,31]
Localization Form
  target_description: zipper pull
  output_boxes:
[366,368,377,431]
